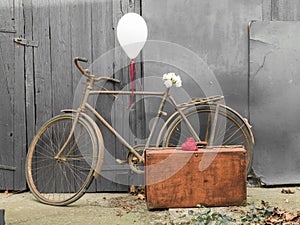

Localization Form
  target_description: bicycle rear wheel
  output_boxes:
[162,104,254,173]
[26,113,99,206]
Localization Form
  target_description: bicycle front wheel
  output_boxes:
[26,114,98,206]
[162,104,253,173]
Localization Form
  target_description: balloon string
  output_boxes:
[127,59,136,109]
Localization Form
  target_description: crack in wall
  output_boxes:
[251,50,273,79]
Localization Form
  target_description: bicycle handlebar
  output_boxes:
[77,57,88,63]
[74,57,89,76]
[74,57,120,84]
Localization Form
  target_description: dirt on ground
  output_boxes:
[1,187,299,225]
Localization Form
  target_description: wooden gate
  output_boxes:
[0,0,143,192]
[0,0,26,191]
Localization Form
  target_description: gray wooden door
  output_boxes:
[0,0,26,191]
[0,0,143,192]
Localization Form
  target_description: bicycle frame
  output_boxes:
[55,57,222,166]
[57,76,205,164]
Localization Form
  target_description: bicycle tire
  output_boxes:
[26,113,99,206]
[162,104,254,173]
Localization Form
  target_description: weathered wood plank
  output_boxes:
[93,0,118,191]
[0,0,17,190]
[49,0,72,115]
[13,0,27,190]
[32,0,52,129]
[30,0,52,192]
[70,0,92,95]
[23,0,35,163]
[70,0,94,191]
[0,0,15,33]
[110,0,145,191]
[0,39,14,190]
[0,45,14,190]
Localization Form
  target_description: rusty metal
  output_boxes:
[177,95,224,108]
[85,102,144,163]
[168,95,201,143]
[145,88,170,148]
[59,108,104,179]
[222,105,255,144]
[13,37,38,47]
[208,101,220,146]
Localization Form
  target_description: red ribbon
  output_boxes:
[127,59,136,109]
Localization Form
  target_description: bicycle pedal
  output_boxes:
[116,159,127,164]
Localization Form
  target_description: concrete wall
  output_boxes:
[250,21,300,184]
[143,0,300,185]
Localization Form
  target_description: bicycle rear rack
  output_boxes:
[177,95,224,108]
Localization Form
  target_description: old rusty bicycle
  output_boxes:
[25,57,254,206]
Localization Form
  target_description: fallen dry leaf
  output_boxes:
[129,185,145,196]
[261,200,268,206]
[122,205,133,212]
[285,212,297,221]
[136,186,145,195]
[281,188,295,194]
[116,210,123,217]
[137,193,145,200]
[129,185,135,194]
[265,206,300,224]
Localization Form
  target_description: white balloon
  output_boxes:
[117,13,148,59]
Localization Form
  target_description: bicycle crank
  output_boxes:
[126,145,145,174]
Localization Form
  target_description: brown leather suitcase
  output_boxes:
[145,146,247,209]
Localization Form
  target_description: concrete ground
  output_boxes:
[1,187,299,225]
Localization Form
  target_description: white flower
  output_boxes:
[163,73,172,81]
[175,79,182,87]
[169,72,176,79]
[173,75,182,87]
[172,75,179,82]
[164,79,173,88]
[162,73,182,88]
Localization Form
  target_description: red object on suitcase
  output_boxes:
[181,137,198,151]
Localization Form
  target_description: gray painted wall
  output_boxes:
[143,0,262,116]
[250,21,300,185]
